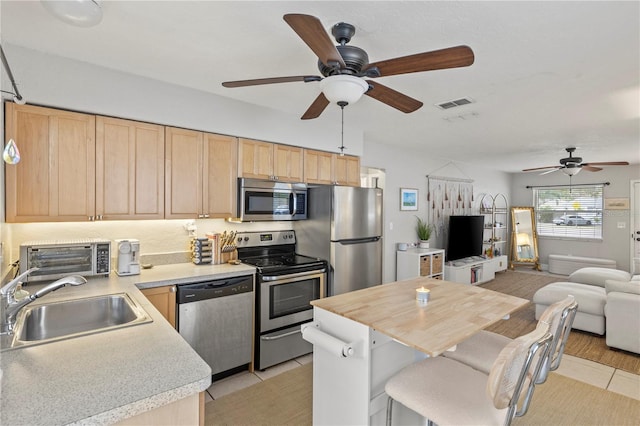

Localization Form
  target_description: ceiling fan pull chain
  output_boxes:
[338,101,348,156]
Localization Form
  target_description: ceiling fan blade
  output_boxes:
[365,45,474,77]
[222,75,321,88]
[539,168,560,175]
[284,14,346,69]
[522,166,559,172]
[301,93,330,120]
[582,165,603,172]
[364,80,423,113]
[582,161,629,166]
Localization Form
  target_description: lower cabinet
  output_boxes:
[115,392,203,426]
[396,248,445,281]
[140,285,176,328]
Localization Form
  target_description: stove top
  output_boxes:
[235,231,326,275]
[241,253,323,268]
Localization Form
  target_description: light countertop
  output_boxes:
[312,276,528,357]
[0,262,256,426]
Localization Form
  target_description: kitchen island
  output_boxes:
[0,262,255,426]
[307,276,528,425]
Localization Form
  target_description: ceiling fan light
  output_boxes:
[321,75,369,105]
[562,165,581,176]
[41,0,103,27]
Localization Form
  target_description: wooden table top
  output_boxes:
[311,277,529,357]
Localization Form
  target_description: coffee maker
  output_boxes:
[115,239,141,276]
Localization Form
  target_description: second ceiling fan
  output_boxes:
[222,14,475,120]
[522,147,629,175]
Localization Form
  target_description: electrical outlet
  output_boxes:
[183,220,197,236]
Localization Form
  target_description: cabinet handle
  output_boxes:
[89,215,94,221]
[203,214,210,218]
[170,286,177,293]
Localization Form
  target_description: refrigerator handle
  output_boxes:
[336,237,381,245]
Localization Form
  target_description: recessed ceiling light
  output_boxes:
[41,0,103,27]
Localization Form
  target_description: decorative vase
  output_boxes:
[419,241,430,249]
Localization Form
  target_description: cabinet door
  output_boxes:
[203,133,238,218]
[165,127,203,219]
[304,149,333,184]
[140,286,176,328]
[334,154,360,186]
[96,117,165,220]
[5,103,96,222]
[238,138,274,180]
[273,144,303,182]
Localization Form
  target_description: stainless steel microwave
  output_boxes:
[238,178,308,221]
[19,239,111,282]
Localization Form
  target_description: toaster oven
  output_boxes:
[19,239,111,282]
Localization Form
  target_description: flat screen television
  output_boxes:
[447,215,484,261]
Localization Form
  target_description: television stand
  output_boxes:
[444,255,508,285]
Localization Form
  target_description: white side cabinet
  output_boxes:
[444,255,508,285]
[396,248,445,281]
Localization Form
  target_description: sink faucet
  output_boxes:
[1,268,87,334]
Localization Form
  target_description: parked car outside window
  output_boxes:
[553,215,592,226]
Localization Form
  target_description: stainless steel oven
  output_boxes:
[238,178,308,221]
[236,231,326,370]
[260,270,325,334]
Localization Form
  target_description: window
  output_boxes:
[533,185,604,240]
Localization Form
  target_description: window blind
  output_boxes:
[533,184,604,240]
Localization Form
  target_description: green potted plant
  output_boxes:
[416,216,432,248]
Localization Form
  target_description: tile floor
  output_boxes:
[205,352,639,403]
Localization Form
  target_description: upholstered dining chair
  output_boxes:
[385,322,553,426]
[442,295,578,383]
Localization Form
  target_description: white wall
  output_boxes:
[1,44,364,154]
[510,165,640,272]
[362,142,511,283]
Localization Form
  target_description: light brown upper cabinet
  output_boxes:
[5,103,96,222]
[238,138,303,182]
[165,127,238,219]
[304,149,360,186]
[303,149,334,185]
[96,116,165,220]
[334,154,361,186]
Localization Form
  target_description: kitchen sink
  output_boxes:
[2,293,152,350]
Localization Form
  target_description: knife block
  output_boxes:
[220,249,238,264]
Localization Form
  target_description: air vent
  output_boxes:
[436,97,474,110]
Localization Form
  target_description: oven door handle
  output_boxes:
[261,268,326,282]
[261,328,302,341]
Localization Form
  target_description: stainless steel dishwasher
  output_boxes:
[177,275,253,377]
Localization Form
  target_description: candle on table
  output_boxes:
[416,287,430,304]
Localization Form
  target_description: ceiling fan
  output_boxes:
[522,147,629,176]
[222,14,475,120]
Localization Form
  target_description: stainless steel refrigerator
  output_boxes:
[295,185,383,296]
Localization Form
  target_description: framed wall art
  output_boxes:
[604,198,629,210]
[400,188,418,211]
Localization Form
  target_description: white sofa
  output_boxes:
[604,278,640,354]
[533,267,640,354]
